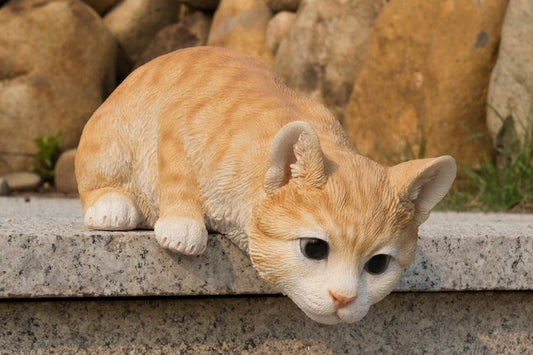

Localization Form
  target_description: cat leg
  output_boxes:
[76,115,144,231]
[154,138,208,255]
[82,188,140,230]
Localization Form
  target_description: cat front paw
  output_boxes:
[154,217,208,255]
[85,192,139,230]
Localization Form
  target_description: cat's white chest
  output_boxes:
[201,186,252,251]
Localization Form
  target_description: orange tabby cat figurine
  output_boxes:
[75,46,456,324]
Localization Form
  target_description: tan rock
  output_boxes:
[104,0,180,77]
[266,11,296,54]
[265,0,300,12]
[207,0,274,66]
[344,0,507,168]
[487,0,533,147]
[2,172,41,191]
[273,0,386,123]
[135,11,212,68]
[54,149,78,194]
[82,0,118,14]
[177,0,220,11]
[180,9,212,42]
[0,0,116,175]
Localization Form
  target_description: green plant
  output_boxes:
[30,131,63,183]
[436,187,475,211]
[382,127,428,165]
[457,104,532,211]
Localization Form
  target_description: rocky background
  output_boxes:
[0,0,531,195]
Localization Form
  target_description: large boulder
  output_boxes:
[265,0,300,12]
[344,0,507,168]
[0,0,116,175]
[135,10,212,68]
[177,0,220,11]
[104,0,180,77]
[274,0,386,123]
[207,0,274,66]
[266,11,296,54]
[487,0,533,147]
[82,0,118,14]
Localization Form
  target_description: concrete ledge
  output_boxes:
[1,197,532,298]
[2,293,532,353]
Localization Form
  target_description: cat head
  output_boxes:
[249,121,456,324]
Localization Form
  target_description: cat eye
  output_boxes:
[364,254,391,275]
[300,238,329,260]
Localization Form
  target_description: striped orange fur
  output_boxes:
[75,47,456,324]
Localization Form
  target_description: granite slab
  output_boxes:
[0,197,274,298]
[1,292,532,353]
[0,197,532,298]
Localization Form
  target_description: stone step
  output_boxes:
[0,197,532,353]
[1,292,531,353]
[1,197,531,298]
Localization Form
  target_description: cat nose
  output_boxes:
[329,290,356,308]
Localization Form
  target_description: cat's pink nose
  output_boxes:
[329,290,356,308]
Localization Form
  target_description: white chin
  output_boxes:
[338,309,368,323]
[303,311,341,325]
[303,308,369,325]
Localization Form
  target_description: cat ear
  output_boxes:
[264,121,327,194]
[388,156,457,225]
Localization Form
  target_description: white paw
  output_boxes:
[154,217,208,255]
[85,193,139,230]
